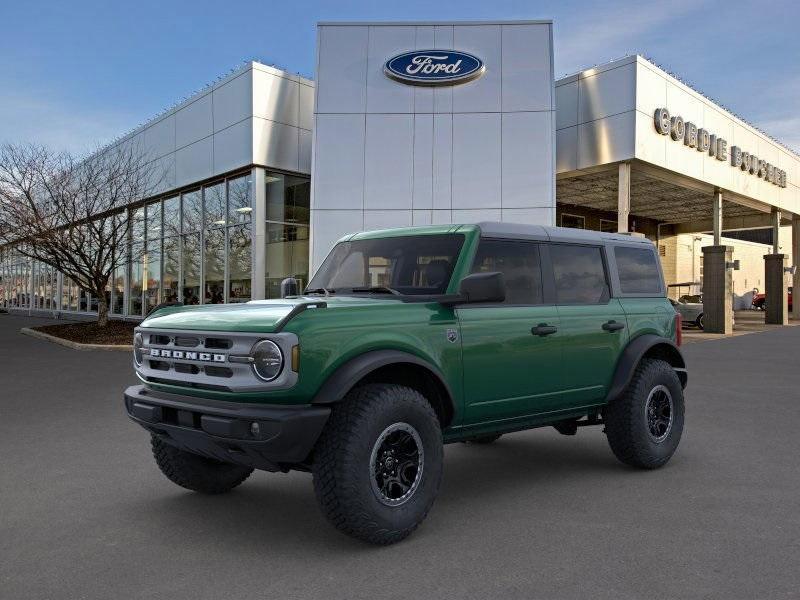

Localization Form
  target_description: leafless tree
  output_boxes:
[0,141,163,326]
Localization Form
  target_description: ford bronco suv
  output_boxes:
[125,222,687,545]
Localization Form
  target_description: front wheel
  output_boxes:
[696,313,704,330]
[312,384,443,545]
[604,358,684,469]
[151,435,253,494]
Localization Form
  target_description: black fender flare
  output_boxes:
[311,349,455,412]
[605,335,687,403]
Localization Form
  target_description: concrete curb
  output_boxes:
[20,327,133,351]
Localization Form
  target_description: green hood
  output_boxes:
[139,296,400,333]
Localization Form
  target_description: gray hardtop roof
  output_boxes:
[474,221,655,246]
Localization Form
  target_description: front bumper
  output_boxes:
[124,385,330,472]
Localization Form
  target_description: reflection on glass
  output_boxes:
[228,224,251,302]
[163,236,179,303]
[265,223,309,299]
[204,228,225,304]
[163,196,180,237]
[182,233,200,305]
[131,208,145,243]
[182,189,201,233]
[228,175,251,225]
[204,182,226,228]
[144,240,161,312]
[265,173,310,225]
[129,243,143,316]
[146,201,161,240]
[112,265,124,314]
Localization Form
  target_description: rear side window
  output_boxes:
[471,240,543,304]
[614,246,662,294]
[550,245,609,304]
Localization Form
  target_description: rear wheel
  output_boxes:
[312,384,443,545]
[150,435,253,494]
[604,358,684,469]
[696,313,704,330]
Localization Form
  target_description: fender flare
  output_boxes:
[606,335,687,403]
[311,349,455,410]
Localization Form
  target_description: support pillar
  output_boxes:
[712,189,723,246]
[251,167,267,301]
[792,216,800,321]
[701,245,734,334]
[764,253,788,325]
[617,162,631,233]
[771,208,781,254]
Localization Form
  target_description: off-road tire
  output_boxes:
[604,358,684,469]
[312,384,443,545]
[151,435,253,494]
[464,434,502,444]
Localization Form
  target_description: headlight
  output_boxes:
[133,333,143,366]
[251,340,284,381]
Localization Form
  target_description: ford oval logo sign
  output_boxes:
[384,50,485,86]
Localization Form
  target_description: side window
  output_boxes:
[470,240,542,304]
[614,246,662,294]
[550,244,609,305]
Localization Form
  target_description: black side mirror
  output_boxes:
[280,277,299,298]
[458,271,506,304]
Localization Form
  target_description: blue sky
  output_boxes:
[1,0,798,154]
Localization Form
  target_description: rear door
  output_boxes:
[546,243,628,408]
[458,239,563,425]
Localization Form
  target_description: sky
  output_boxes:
[1,0,798,155]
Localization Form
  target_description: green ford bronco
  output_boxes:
[125,222,687,544]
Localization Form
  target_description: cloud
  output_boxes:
[0,88,137,154]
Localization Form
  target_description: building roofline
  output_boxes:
[317,20,552,26]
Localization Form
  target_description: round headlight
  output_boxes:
[251,340,284,382]
[133,333,144,366]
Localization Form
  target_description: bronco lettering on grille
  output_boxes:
[149,348,226,362]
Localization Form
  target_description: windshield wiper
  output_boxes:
[304,287,334,295]
[350,286,402,295]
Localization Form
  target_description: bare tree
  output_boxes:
[0,142,163,326]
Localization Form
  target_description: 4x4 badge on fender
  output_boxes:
[446,328,458,343]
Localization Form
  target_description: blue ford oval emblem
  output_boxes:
[384,49,485,86]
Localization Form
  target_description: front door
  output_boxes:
[547,243,628,408]
[458,239,564,425]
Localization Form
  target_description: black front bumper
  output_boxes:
[124,385,330,472]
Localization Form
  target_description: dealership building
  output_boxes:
[2,20,799,332]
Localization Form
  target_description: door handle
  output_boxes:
[531,324,558,337]
[602,320,626,332]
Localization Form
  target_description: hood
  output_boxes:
[139,295,401,333]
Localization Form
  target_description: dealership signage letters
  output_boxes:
[654,108,787,188]
[384,50,485,86]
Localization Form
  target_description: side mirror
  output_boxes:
[458,271,506,304]
[280,277,299,298]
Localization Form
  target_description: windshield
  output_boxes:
[307,234,465,296]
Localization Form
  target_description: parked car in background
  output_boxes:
[670,297,704,329]
[751,287,792,311]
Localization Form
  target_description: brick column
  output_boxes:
[764,253,788,325]
[702,245,733,334]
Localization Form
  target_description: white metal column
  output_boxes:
[617,162,631,233]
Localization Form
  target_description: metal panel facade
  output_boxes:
[311,21,556,270]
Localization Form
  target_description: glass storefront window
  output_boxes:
[131,207,145,244]
[181,233,201,305]
[163,236,179,303]
[163,196,180,237]
[228,175,252,225]
[204,228,225,304]
[266,222,310,299]
[146,201,162,240]
[129,243,143,316]
[144,240,161,313]
[112,265,124,314]
[182,189,201,233]
[228,224,251,303]
[205,182,226,228]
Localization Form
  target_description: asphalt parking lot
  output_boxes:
[1,314,799,600]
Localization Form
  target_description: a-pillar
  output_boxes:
[617,162,631,233]
[702,245,734,334]
[792,215,800,321]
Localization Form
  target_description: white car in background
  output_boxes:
[669,296,705,329]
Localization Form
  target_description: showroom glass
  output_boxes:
[204,182,226,228]
[550,244,609,304]
[163,196,180,237]
[182,233,201,305]
[228,224,251,302]
[228,175,252,225]
[614,246,662,294]
[182,189,201,233]
[162,236,179,302]
[265,174,310,298]
[146,201,162,240]
[144,240,161,312]
[204,227,225,304]
[112,264,124,314]
[309,234,465,295]
[471,240,543,304]
[129,243,144,315]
